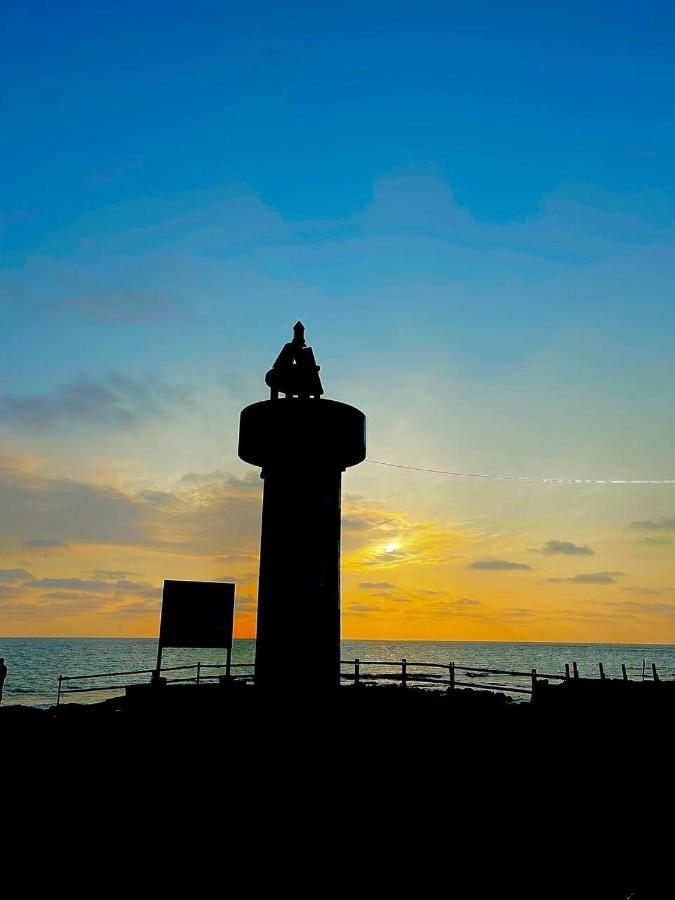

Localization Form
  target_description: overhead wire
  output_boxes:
[365,459,675,485]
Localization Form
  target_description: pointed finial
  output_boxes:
[293,321,305,345]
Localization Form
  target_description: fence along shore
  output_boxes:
[54,656,669,706]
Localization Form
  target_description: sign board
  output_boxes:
[159,580,235,650]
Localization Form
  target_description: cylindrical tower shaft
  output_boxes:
[256,465,342,689]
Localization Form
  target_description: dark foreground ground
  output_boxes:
[2,681,671,899]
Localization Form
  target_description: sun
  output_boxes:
[384,543,399,554]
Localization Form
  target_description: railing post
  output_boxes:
[226,645,232,679]
[565,663,570,681]
[449,662,455,690]
[652,663,659,682]
[354,658,360,686]
[599,662,605,680]
[56,674,62,708]
[196,661,201,686]
[572,661,579,680]
[621,663,628,681]
[531,668,537,693]
[401,658,407,689]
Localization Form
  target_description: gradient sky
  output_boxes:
[2,1,675,641]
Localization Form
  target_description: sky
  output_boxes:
[1,0,674,642]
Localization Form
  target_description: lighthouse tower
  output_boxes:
[238,323,366,690]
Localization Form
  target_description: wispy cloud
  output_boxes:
[422,597,485,616]
[344,602,382,616]
[620,586,675,596]
[23,538,69,549]
[235,593,257,613]
[605,600,675,618]
[0,568,163,621]
[92,569,142,579]
[0,455,262,555]
[211,553,258,566]
[0,568,34,583]
[467,559,531,571]
[343,494,466,570]
[0,455,151,548]
[536,540,594,556]
[364,548,412,566]
[31,576,155,594]
[0,373,194,429]
[214,572,257,587]
[389,599,532,624]
[628,517,675,532]
[547,571,625,584]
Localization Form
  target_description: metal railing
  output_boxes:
[55,657,669,706]
[339,659,564,695]
[56,661,255,706]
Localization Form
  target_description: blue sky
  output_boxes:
[3,1,675,369]
[1,1,674,638]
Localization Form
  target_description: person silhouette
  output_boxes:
[0,657,7,704]
[264,321,324,399]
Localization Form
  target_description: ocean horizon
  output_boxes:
[1,637,673,708]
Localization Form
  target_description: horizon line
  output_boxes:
[1,635,674,648]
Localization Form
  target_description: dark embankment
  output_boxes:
[2,681,670,898]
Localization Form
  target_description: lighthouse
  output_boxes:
[238,323,366,690]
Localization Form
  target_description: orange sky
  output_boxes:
[1,449,674,643]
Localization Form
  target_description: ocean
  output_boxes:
[0,637,673,707]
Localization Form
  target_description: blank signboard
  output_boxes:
[159,580,235,650]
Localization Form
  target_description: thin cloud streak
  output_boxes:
[0,373,195,429]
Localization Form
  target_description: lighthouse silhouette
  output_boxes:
[238,323,366,689]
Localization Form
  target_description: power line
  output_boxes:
[365,459,675,485]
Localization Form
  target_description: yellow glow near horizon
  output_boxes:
[2,449,675,643]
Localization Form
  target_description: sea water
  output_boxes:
[0,637,673,707]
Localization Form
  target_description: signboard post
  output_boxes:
[155,580,235,680]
